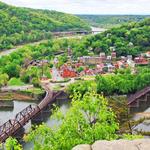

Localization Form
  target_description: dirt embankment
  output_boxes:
[0,92,34,101]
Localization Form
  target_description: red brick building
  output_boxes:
[60,65,77,78]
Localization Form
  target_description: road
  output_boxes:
[51,66,63,81]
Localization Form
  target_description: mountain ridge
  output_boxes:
[0,1,90,50]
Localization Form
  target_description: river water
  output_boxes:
[1,96,150,149]
[0,98,70,149]
[0,26,106,57]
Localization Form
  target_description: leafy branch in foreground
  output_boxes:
[25,91,119,150]
[5,137,22,150]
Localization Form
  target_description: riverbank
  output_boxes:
[0,39,48,57]
[0,91,38,101]
[0,88,45,108]
[0,34,83,57]
[0,26,105,57]
[0,92,34,109]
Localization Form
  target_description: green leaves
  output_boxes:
[96,67,150,96]
[0,2,90,51]
[5,137,22,150]
[26,91,118,150]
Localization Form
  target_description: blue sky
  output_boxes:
[1,0,150,15]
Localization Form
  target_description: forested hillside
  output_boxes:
[84,18,150,56]
[0,2,90,50]
[78,15,150,28]
[1,18,150,87]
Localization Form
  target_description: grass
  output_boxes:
[24,88,45,95]
[82,75,95,80]
[0,92,13,100]
[53,84,63,91]
[8,78,25,86]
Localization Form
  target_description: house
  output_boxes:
[26,59,49,67]
[121,56,127,61]
[116,61,125,69]
[100,52,106,61]
[54,57,59,64]
[127,59,135,68]
[127,55,133,60]
[107,63,115,72]
[134,56,148,65]
[78,56,101,65]
[96,64,104,72]
[145,51,150,58]
[84,68,94,75]
[60,65,77,78]
[111,51,116,59]
[107,55,112,61]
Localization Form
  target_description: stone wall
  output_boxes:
[72,139,150,150]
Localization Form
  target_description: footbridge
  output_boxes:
[0,85,63,143]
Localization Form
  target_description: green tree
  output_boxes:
[5,137,22,150]
[0,73,9,87]
[25,92,118,150]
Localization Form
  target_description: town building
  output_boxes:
[60,65,77,78]
[134,56,149,65]
[78,56,101,65]
[100,52,106,61]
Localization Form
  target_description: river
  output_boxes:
[0,40,48,57]
[23,97,70,150]
[0,27,106,57]
[133,107,150,133]
[0,98,70,149]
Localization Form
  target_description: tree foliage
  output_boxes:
[5,137,22,150]
[67,67,150,96]
[82,18,150,56]
[25,92,118,150]
[96,67,150,96]
[0,1,90,50]
[78,15,150,28]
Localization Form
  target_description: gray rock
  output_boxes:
[72,139,150,150]
[132,139,150,150]
[92,140,113,150]
[72,144,91,150]
[92,139,150,150]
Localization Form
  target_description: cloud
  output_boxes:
[1,0,150,14]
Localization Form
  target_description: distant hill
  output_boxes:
[0,2,90,50]
[83,18,150,56]
[78,15,150,28]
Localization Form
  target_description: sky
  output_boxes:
[1,0,150,15]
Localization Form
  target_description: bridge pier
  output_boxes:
[129,93,150,114]
[0,89,68,143]
[31,106,52,125]
[31,92,69,124]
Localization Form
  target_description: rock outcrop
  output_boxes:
[72,139,150,150]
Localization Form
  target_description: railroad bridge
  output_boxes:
[128,86,150,113]
[52,30,102,37]
[0,85,64,143]
[1,85,150,143]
